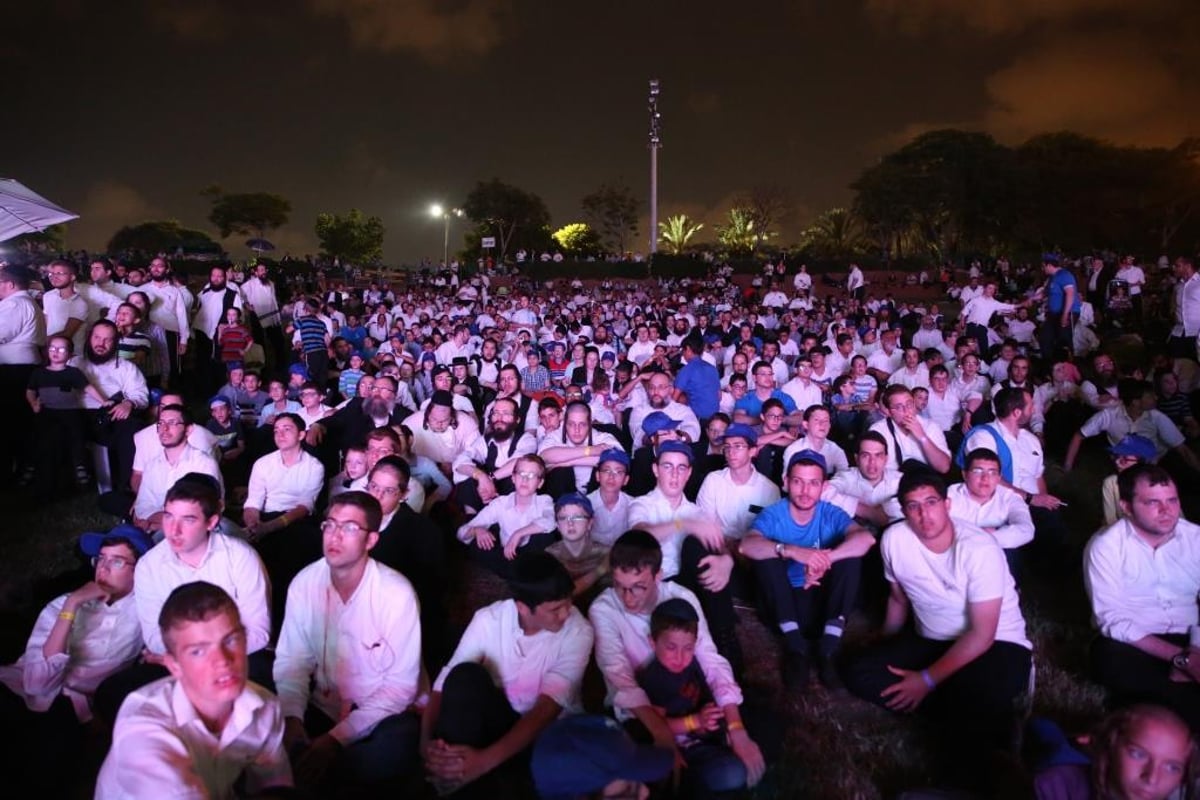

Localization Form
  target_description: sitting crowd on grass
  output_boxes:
[1,251,1199,798]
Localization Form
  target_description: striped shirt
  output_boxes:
[295,316,328,354]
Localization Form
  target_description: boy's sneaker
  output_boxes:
[783,651,810,689]
[75,465,92,486]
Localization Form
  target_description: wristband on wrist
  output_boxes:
[674,518,683,532]
[58,611,75,622]
[727,720,745,733]
[920,669,937,690]
[684,714,697,733]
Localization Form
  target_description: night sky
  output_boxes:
[8,0,1198,262]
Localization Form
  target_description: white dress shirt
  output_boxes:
[538,428,621,493]
[456,492,555,547]
[95,677,291,799]
[869,418,950,472]
[628,488,705,579]
[71,355,149,410]
[134,534,272,655]
[1173,272,1200,337]
[1079,406,1185,459]
[946,483,1034,550]
[882,519,1030,650]
[240,277,280,327]
[0,592,141,722]
[889,364,931,391]
[829,468,903,521]
[963,424,1044,496]
[132,444,223,521]
[1084,517,1200,644]
[780,378,824,412]
[140,281,191,339]
[0,290,45,365]
[628,400,701,449]
[434,599,593,715]
[782,436,850,476]
[274,559,422,744]
[587,490,633,547]
[402,408,481,464]
[589,582,741,717]
[41,288,89,353]
[245,450,325,514]
[132,423,219,471]
[451,431,537,484]
[696,467,781,540]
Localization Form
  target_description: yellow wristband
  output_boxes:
[58,611,75,622]
[684,714,697,733]
[727,720,745,732]
[674,518,683,532]
[585,445,592,457]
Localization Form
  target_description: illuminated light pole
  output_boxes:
[429,203,464,266]
[648,79,662,255]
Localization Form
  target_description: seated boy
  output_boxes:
[95,581,291,798]
[422,553,594,795]
[636,597,756,797]
[545,492,610,602]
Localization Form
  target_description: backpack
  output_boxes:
[954,423,1014,482]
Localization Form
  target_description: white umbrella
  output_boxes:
[0,178,79,243]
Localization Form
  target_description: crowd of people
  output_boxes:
[0,250,1199,799]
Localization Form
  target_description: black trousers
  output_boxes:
[454,475,514,514]
[164,329,181,389]
[467,526,558,581]
[752,556,861,654]
[85,409,142,494]
[0,363,37,480]
[843,632,1031,751]
[1090,634,1200,731]
[254,514,323,633]
[0,686,84,795]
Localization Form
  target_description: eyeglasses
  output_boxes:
[556,515,590,524]
[47,346,70,353]
[967,467,1000,477]
[514,470,543,481]
[598,467,626,476]
[320,519,367,537]
[92,554,133,571]
[156,419,186,428]
[366,482,401,496]
[763,413,785,421]
[723,442,750,451]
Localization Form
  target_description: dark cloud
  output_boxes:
[307,0,515,62]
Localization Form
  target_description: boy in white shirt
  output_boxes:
[423,553,594,795]
[95,582,291,799]
[457,453,557,578]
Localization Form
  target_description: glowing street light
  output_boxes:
[429,203,464,266]
[648,79,662,255]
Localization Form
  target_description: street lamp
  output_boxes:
[648,79,662,255]
[429,203,464,266]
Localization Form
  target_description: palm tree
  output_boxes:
[715,207,758,255]
[800,207,870,259]
[658,214,704,255]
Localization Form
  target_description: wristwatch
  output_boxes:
[775,542,787,559]
[1173,650,1192,671]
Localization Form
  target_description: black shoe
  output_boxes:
[783,651,810,689]
[817,653,845,692]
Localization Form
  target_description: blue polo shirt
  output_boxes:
[750,499,854,587]
[733,389,797,418]
[1047,270,1081,314]
[674,357,721,420]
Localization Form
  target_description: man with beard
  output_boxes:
[484,364,536,432]
[73,320,149,493]
[628,371,701,449]
[139,257,190,388]
[403,389,481,475]
[1080,351,1121,410]
[419,364,476,419]
[540,400,623,497]
[191,266,245,396]
[240,262,284,366]
[306,374,412,469]
[452,396,538,514]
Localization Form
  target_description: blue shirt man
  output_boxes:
[674,337,720,421]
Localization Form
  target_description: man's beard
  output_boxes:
[649,396,668,410]
[487,420,515,442]
[363,396,394,418]
[85,344,116,365]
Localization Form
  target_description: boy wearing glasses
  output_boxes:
[0,527,148,794]
[130,404,223,531]
[274,491,423,793]
[457,453,557,578]
[948,448,1034,583]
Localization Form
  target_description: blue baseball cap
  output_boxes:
[723,422,758,446]
[554,492,594,517]
[597,447,631,469]
[787,448,827,474]
[1109,434,1156,461]
[641,411,681,436]
[80,523,155,559]
[656,440,694,464]
[532,715,673,800]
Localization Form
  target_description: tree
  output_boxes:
[203,186,292,239]
[8,224,67,256]
[715,208,759,255]
[461,179,551,260]
[315,209,384,265]
[737,184,792,249]
[551,223,603,257]
[581,183,639,255]
[799,208,870,260]
[658,214,704,255]
[107,220,222,257]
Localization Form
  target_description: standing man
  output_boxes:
[1039,254,1079,363]
[0,264,45,482]
[739,451,875,688]
[241,262,285,367]
[674,335,720,425]
[274,491,424,791]
[847,263,865,302]
[192,266,244,396]
[1169,256,1200,360]
[842,471,1032,792]
[140,257,190,388]
[960,280,1020,359]
[41,259,89,356]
